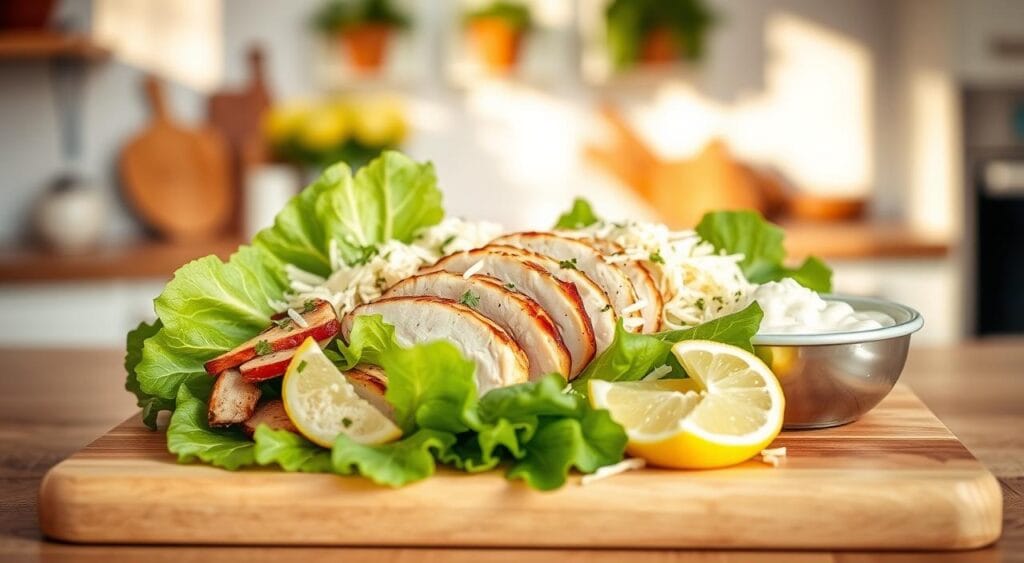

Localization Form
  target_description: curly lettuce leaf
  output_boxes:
[572,303,763,396]
[332,429,455,487]
[695,210,832,292]
[255,151,444,277]
[124,320,173,430]
[253,426,333,473]
[166,385,256,471]
[553,197,601,229]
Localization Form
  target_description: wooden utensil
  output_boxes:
[207,45,273,230]
[37,385,1001,550]
[120,76,234,241]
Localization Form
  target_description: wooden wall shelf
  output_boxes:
[0,30,110,61]
[0,238,243,283]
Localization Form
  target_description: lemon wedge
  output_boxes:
[589,340,785,469]
[282,338,401,448]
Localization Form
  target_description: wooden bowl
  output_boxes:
[788,194,866,222]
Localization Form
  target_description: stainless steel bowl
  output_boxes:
[752,295,924,429]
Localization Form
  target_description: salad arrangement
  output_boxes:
[125,151,840,490]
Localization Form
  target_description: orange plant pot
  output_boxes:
[641,27,680,64]
[467,18,524,74]
[340,24,393,74]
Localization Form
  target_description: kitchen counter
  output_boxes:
[1,341,1020,562]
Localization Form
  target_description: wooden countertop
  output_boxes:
[0,222,950,284]
[1,341,1020,561]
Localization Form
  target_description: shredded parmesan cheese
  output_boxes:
[463,259,485,279]
[760,446,787,467]
[580,458,647,485]
[620,299,648,315]
[287,308,309,328]
[642,364,672,381]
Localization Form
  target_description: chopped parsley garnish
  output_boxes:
[297,360,308,373]
[459,291,480,308]
[558,258,578,270]
[341,417,353,428]
[350,244,379,266]
[303,299,318,313]
[695,298,706,311]
[601,304,612,312]
[254,340,273,356]
[503,282,516,291]
[438,234,457,254]
[649,251,665,264]
[273,318,292,330]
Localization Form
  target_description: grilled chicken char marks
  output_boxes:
[492,232,643,332]
[423,248,596,378]
[383,271,572,379]
[341,296,530,393]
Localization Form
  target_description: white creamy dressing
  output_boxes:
[748,278,895,334]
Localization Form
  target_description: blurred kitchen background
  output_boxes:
[0,0,1023,347]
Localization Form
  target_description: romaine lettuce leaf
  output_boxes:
[553,197,601,229]
[166,385,256,471]
[696,210,832,292]
[332,429,456,487]
[255,151,444,277]
[571,303,764,396]
[124,320,173,429]
[253,426,333,473]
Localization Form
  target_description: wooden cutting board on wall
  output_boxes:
[120,76,234,241]
[37,385,1001,550]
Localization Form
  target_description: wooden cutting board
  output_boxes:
[120,76,234,241]
[38,385,1001,550]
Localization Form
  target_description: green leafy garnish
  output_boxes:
[303,299,318,313]
[648,251,665,264]
[558,258,578,270]
[553,197,600,229]
[572,303,763,396]
[459,291,480,308]
[253,426,332,473]
[332,429,455,487]
[254,340,273,356]
[124,320,173,429]
[167,385,256,471]
[696,210,832,292]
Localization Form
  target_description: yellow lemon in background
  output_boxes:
[298,106,350,152]
[351,97,407,146]
[264,102,312,144]
[589,340,785,469]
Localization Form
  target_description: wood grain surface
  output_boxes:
[36,391,1001,549]
[2,342,1022,562]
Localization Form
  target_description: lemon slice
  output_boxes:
[282,338,401,448]
[589,340,784,469]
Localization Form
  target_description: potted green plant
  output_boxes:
[313,0,410,74]
[605,0,714,70]
[463,1,532,74]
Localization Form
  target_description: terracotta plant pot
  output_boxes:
[467,18,524,74]
[340,24,393,74]
[640,27,680,64]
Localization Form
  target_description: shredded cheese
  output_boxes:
[463,259,485,279]
[287,308,308,328]
[760,446,787,467]
[641,364,672,381]
[580,458,647,485]
[620,299,648,315]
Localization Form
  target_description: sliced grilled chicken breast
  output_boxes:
[493,232,643,332]
[383,271,572,379]
[424,248,595,377]
[341,296,529,393]
[242,400,298,436]
[345,364,395,422]
[586,238,663,333]
[208,369,261,427]
[474,244,617,357]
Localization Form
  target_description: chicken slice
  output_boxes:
[492,232,643,332]
[586,238,663,333]
[424,248,596,377]
[476,244,617,358]
[341,296,529,393]
[208,369,261,427]
[345,364,395,422]
[383,271,572,379]
[242,399,298,436]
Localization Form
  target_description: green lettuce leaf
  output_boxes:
[166,385,256,471]
[124,320,173,429]
[572,303,764,396]
[332,429,456,487]
[253,426,333,473]
[255,151,444,277]
[695,210,832,292]
[553,197,601,229]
